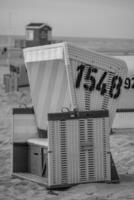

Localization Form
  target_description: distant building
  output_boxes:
[14,39,26,48]
[25,23,52,47]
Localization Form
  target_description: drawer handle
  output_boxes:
[34,153,39,155]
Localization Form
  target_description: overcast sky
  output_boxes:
[0,0,134,38]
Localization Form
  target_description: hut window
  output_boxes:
[40,30,47,39]
[26,30,34,40]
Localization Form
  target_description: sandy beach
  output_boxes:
[0,0,134,198]
[0,83,134,200]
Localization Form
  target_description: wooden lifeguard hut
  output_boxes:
[25,23,52,47]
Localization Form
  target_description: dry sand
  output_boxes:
[0,84,134,200]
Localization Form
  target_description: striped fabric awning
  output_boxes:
[24,59,72,130]
[23,43,72,130]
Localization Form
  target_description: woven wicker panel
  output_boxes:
[62,43,127,128]
[48,111,110,187]
[23,43,64,63]
[65,53,127,127]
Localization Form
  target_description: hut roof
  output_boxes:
[26,23,52,30]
